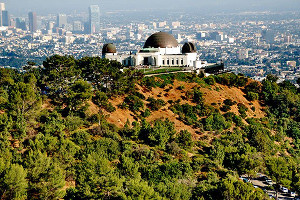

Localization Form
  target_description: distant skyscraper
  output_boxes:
[73,21,83,32]
[89,5,100,34]
[0,3,4,10]
[2,10,9,26]
[47,21,55,31]
[28,12,37,32]
[10,18,15,28]
[57,14,67,28]
[16,18,27,30]
[0,3,5,26]
[83,22,90,34]
[262,29,275,44]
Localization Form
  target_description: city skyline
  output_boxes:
[0,0,299,15]
[0,1,298,83]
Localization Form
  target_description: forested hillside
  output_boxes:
[0,55,299,200]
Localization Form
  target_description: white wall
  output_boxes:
[158,47,181,55]
[105,50,201,68]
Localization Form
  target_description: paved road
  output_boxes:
[242,174,296,200]
[251,179,293,199]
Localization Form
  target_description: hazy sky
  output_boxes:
[2,0,300,15]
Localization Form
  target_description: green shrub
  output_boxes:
[124,95,144,112]
[88,114,100,124]
[141,76,157,89]
[106,102,116,113]
[246,92,259,101]
[192,88,204,104]
[223,99,235,106]
[140,119,176,149]
[166,141,182,155]
[93,91,116,112]
[132,91,146,100]
[71,130,91,146]
[118,102,129,110]
[233,115,244,126]
[93,91,108,107]
[64,115,84,131]
[215,73,248,87]
[204,113,231,131]
[142,108,151,118]
[167,100,174,105]
[245,81,262,93]
[177,85,185,90]
[237,103,248,118]
[223,112,235,122]
[176,130,193,150]
[221,105,231,112]
[204,76,216,85]
[147,97,166,111]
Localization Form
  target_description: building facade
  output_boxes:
[103,32,207,69]
[0,3,5,26]
[2,10,9,26]
[57,14,67,28]
[28,12,37,32]
[89,5,100,34]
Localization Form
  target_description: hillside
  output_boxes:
[107,79,265,129]
[103,78,266,146]
[0,55,299,200]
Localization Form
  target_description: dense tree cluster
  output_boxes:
[0,56,300,199]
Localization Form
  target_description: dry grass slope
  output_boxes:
[103,79,265,138]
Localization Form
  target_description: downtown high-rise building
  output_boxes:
[73,21,83,32]
[262,29,275,44]
[57,14,67,28]
[16,18,27,30]
[0,2,5,26]
[28,12,37,32]
[2,10,9,26]
[88,5,100,34]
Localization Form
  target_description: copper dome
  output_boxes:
[143,32,179,48]
[102,43,117,54]
[182,42,197,54]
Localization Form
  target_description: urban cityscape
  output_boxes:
[0,2,299,83]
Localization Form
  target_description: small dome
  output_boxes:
[144,32,179,48]
[102,43,117,54]
[182,42,197,53]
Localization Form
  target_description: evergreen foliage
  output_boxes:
[0,56,299,199]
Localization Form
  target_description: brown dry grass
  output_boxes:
[200,84,265,118]
[106,96,136,127]
[41,98,54,111]
[103,79,265,140]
